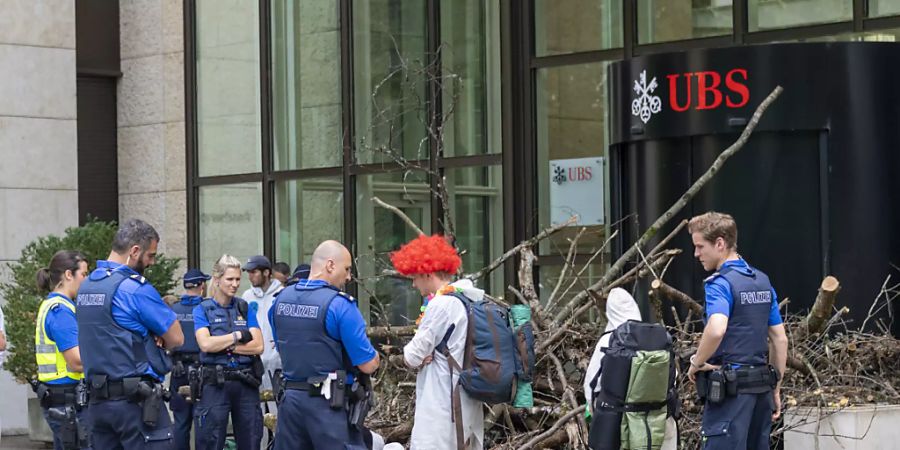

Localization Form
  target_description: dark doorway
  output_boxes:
[76,76,119,224]
[616,131,825,317]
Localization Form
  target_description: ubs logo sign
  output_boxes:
[631,68,750,124]
[631,70,662,124]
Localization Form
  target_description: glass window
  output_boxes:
[199,183,263,288]
[637,0,732,44]
[355,171,432,325]
[196,0,261,177]
[272,0,343,170]
[869,0,900,17]
[535,0,622,55]
[799,28,900,42]
[275,177,344,267]
[445,166,503,292]
[352,0,429,165]
[748,0,852,31]
[539,263,604,305]
[440,0,501,156]
[535,62,611,256]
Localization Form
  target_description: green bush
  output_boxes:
[0,219,181,384]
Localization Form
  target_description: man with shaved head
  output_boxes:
[269,240,380,449]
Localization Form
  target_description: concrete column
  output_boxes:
[117,0,187,277]
[0,0,78,435]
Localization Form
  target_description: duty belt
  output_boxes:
[88,376,159,402]
[172,352,200,365]
[285,380,324,396]
[40,384,78,408]
[200,365,260,388]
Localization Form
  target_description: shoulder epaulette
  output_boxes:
[337,291,357,303]
[703,272,720,283]
[129,274,147,285]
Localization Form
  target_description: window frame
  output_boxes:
[186,0,505,303]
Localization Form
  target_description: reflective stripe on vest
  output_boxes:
[35,297,83,382]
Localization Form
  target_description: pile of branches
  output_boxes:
[362,87,786,449]
[368,259,900,449]
[670,274,900,448]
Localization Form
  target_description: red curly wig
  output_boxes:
[390,234,461,276]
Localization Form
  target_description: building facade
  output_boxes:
[1,0,900,436]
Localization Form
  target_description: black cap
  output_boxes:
[183,269,211,288]
[292,263,311,279]
[285,263,311,286]
[242,255,272,271]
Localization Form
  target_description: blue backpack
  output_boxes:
[436,292,536,404]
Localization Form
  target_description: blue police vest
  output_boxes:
[707,265,774,366]
[198,298,254,368]
[76,270,154,380]
[171,296,201,355]
[273,284,353,382]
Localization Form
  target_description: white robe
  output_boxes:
[242,279,283,389]
[583,288,677,450]
[404,279,485,450]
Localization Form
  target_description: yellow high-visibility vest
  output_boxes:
[34,296,83,382]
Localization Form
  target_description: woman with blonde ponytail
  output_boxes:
[34,250,91,450]
[192,255,264,450]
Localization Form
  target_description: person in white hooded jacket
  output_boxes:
[583,287,678,450]
[392,234,485,450]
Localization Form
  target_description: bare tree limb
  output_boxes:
[518,405,587,450]
[372,196,425,236]
[367,325,417,340]
[651,278,704,317]
[552,86,783,324]
[797,276,841,338]
[465,215,579,281]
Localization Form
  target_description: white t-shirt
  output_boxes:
[242,279,283,388]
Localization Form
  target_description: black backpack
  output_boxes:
[588,320,679,450]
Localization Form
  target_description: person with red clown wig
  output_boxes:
[392,234,485,450]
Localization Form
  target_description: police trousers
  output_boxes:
[193,379,262,450]
[168,373,192,450]
[42,406,92,450]
[88,399,173,450]
[701,392,774,450]
[274,390,367,450]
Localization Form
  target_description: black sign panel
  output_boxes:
[609,43,900,144]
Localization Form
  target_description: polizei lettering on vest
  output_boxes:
[739,290,772,305]
[76,293,105,306]
[277,303,320,319]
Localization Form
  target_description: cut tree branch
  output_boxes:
[802,276,841,337]
[465,215,578,281]
[651,278,704,317]
[518,405,587,450]
[372,196,425,236]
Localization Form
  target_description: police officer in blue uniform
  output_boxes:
[34,251,91,450]
[270,241,380,450]
[169,269,210,450]
[76,219,184,449]
[686,212,789,450]
[192,255,264,450]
